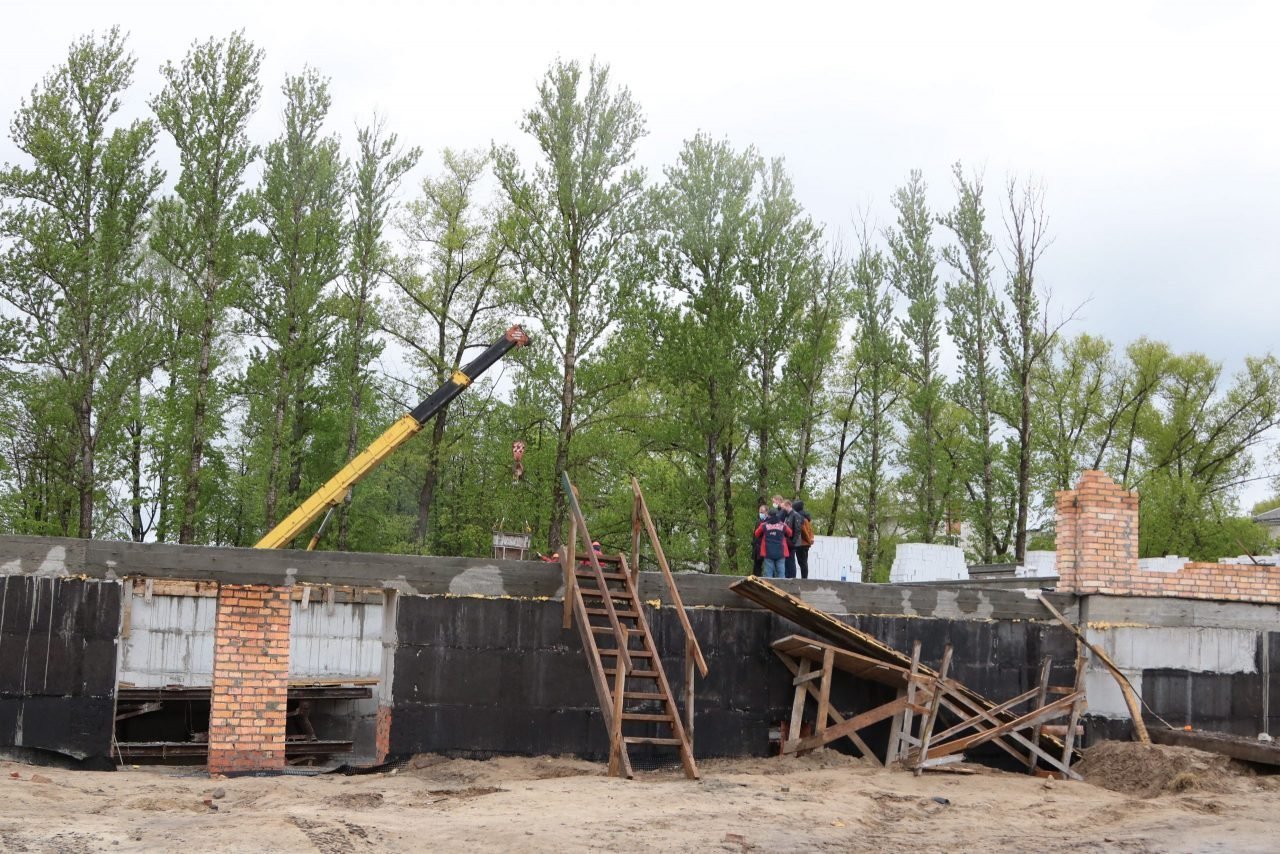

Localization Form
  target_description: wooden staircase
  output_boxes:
[560,473,706,779]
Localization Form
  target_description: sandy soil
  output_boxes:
[1,745,1276,853]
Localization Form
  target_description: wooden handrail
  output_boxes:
[631,477,709,678]
[563,472,632,674]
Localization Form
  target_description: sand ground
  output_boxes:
[0,744,1275,853]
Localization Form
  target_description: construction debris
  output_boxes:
[732,576,1084,777]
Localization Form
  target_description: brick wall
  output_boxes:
[1056,470,1280,604]
[207,584,291,775]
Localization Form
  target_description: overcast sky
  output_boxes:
[2,0,1278,505]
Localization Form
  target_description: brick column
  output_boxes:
[374,590,398,763]
[1055,470,1139,594]
[207,584,291,775]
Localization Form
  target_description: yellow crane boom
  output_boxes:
[254,324,531,550]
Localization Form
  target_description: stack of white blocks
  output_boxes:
[1138,555,1191,572]
[1015,550,1058,578]
[889,543,968,583]
[808,535,861,582]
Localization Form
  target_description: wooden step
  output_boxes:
[623,691,668,701]
[586,608,638,617]
[574,570,627,581]
[621,712,675,723]
[622,736,682,746]
[578,589,634,600]
[597,648,654,657]
[604,668,660,679]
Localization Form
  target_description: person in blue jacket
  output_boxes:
[753,508,793,579]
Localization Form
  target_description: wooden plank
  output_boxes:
[632,478,708,677]
[1150,727,1280,767]
[630,494,643,585]
[928,685,1044,745]
[914,644,951,776]
[684,637,696,751]
[816,648,834,738]
[1060,649,1087,774]
[793,669,824,686]
[792,695,909,754]
[924,692,1080,760]
[1028,656,1053,774]
[897,641,922,763]
[562,542,575,631]
[563,473,632,674]
[1038,593,1149,744]
[785,659,812,754]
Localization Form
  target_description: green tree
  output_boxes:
[494,58,648,550]
[386,148,511,553]
[836,231,905,580]
[150,31,262,543]
[941,164,1010,562]
[332,118,419,550]
[887,170,944,542]
[742,158,823,499]
[0,28,163,537]
[994,177,1068,561]
[243,68,347,535]
[649,133,759,573]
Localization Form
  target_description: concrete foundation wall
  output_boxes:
[388,593,1077,761]
[1082,595,1280,739]
[0,576,120,765]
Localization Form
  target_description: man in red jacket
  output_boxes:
[754,508,792,579]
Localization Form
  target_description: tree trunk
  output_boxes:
[415,409,449,553]
[179,293,216,544]
[549,317,579,553]
[1014,369,1032,562]
[828,403,853,537]
[721,441,738,575]
[337,292,369,551]
[76,391,94,538]
[756,365,772,499]
[264,362,291,531]
[703,431,720,574]
[129,379,144,542]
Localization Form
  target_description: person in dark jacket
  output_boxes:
[781,499,803,578]
[791,499,812,579]
[753,510,792,579]
[751,504,768,576]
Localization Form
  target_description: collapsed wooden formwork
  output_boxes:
[733,576,1086,778]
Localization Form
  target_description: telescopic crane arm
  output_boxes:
[254,324,531,550]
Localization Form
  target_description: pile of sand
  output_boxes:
[1078,740,1253,797]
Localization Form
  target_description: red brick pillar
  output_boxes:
[208,584,291,775]
[1055,470,1139,594]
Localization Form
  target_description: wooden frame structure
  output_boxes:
[773,633,1087,779]
[559,474,706,779]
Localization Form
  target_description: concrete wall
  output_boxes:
[0,576,120,766]
[388,592,1077,761]
[1081,595,1280,739]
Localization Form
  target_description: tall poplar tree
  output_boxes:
[650,133,759,573]
[244,68,347,533]
[941,164,1011,562]
[0,28,163,537]
[887,170,943,542]
[494,59,648,550]
[151,31,262,543]
[333,119,419,550]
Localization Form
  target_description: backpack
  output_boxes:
[800,516,815,547]
[762,520,788,559]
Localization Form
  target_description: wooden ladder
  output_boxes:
[560,473,702,779]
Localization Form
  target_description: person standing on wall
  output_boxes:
[781,499,804,579]
[752,503,768,577]
[754,507,792,579]
[791,499,814,579]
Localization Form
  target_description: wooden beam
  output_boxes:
[1150,727,1280,767]
[792,695,910,754]
[924,692,1080,760]
[816,648,834,738]
[631,478,708,677]
[773,650,882,766]
[786,658,812,754]
[1028,657,1052,774]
